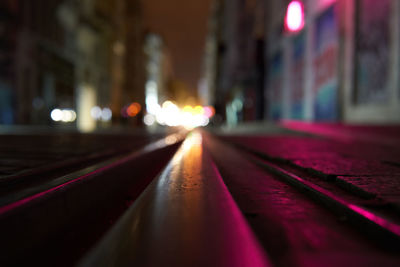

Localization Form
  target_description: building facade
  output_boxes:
[206,0,267,126]
[0,1,18,124]
[208,0,400,125]
[0,0,145,129]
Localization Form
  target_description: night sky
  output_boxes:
[142,0,213,93]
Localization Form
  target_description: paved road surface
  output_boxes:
[1,124,400,266]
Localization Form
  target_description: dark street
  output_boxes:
[1,124,400,266]
[1,0,400,266]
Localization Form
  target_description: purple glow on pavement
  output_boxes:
[281,120,400,146]
[208,156,271,267]
[348,204,400,236]
[0,166,108,215]
[264,161,400,240]
[0,134,183,215]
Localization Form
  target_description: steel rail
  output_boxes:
[78,131,271,267]
[0,132,185,266]
[239,145,400,247]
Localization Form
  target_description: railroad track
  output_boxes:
[1,130,399,266]
[203,132,400,266]
[0,132,185,267]
[228,140,400,245]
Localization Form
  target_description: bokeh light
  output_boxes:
[51,109,76,123]
[144,100,214,129]
[285,0,305,32]
[143,114,156,126]
[101,108,112,121]
[90,106,102,120]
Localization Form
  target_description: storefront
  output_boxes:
[265,0,400,123]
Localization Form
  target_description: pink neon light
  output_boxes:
[285,1,305,32]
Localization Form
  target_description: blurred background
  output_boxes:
[0,0,399,131]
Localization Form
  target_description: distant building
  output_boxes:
[0,0,147,129]
[144,34,166,111]
[124,0,146,126]
[205,0,266,126]
[58,0,145,130]
[59,0,118,131]
[3,0,76,125]
[93,0,146,127]
[0,1,18,124]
